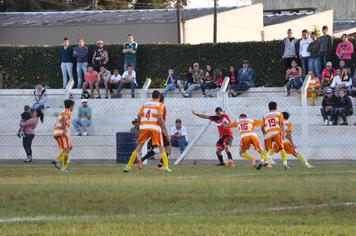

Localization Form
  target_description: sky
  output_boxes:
[186,0,252,8]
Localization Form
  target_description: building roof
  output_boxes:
[263,8,317,26]
[0,7,238,27]
[333,20,356,32]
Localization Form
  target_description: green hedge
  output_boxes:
[0,39,355,89]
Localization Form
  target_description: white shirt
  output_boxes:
[122,70,137,85]
[299,37,313,58]
[170,125,188,142]
[110,74,122,82]
[331,75,352,88]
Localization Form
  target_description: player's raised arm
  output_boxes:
[191,110,210,119]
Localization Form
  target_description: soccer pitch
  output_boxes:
[0,161,355,236]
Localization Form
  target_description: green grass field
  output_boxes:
[0,161,355,236]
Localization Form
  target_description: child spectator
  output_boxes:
[320,62,336,92]
[162,68,179,97]
[17,105,31,138]
[32,84,49,111]
[306,71,320,106]
[285,60,303,96]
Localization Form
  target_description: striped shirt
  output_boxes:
[283,121,294,143]
[230,118,262,138]
[53,109,72,137]
[262,111,284,139]
[138,100,164,133]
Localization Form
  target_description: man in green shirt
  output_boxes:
[72,100,92,136]
[123,34,138,70]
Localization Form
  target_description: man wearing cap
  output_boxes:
[72,99,93,136]
[170,119,188,154]
[320,88,339,125]
[123,34,138,70]
[231,60,255,96]
[183,63,204,97]
[321,61,336,92]
[92,40,109,72]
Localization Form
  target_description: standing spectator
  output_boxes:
[320,88,339,125]
[232,60,255,96]
[201,64,217,97]
[92,40,109,72]
[281,29,297,71]
[108,69,122,96]
[320,62,336,92]
[170,119,188,154]
[117,65,137,98]
[60,37,74,89]
[299,30,313,78]
[336,34,354,69]
[307,32,321,79]
[123,34,138,70]
[17,105,31,138]
[96,66,112,99]
[32,84,49,111]
[319,26,333,69]
[19,109,44,163]
[285,60,303,96]
[183,65,194,90]
[183,63,204,97]
[331,69,352,94]
[162,68,179,96]
[73,38,88,89]
[334,89,353,125]
[82,65,99,99]
[73,100,92,136]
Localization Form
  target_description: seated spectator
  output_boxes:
[201,65,217,97]
[320,88,339,125]
[334,89,353,125]
[170,119,188,154]
[228,66,238,96]
[306,71,320,106]
[117,65,137,98]
[285,60,303,96]
[331,69,352,95]
[73,99,92,136]
[338,60,347,71]
[336,34,354,69]
[108,69,121,96]
[183,63,204,97]
[320,62,336,92]
[82,65,99,99]
[232,60,255,96]
[162,68,179,96]
[96,66,111,99]
[214,67,225,88]
[32,84,49,111]
[182,65,193,91]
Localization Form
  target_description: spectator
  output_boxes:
[339,60,348,70]
[228,66,238,96]
[32,84,49,111]
[170,119,188,154]
[320,62,336,92]
[214,67,225,88]
[19,109,44,163]
[96,66,112,99]
[183,63,204,97]
[182,65,194,91]
[307,32,321,79]
[123,34,138,70]
[299,30,313,78]
[285,60,303,96]
[130,118,140,134]
[117,65,137,98]
[73,100,92,136]
[162,68,179,96]
[306,71,320,106]
[281,29,297,71]
[17,105,31,138]
[108,69,122,96]
[334,89,353,125]
[82,65,99,99]
[201,64,217,97]
[73,37,88,89]
[336,34,354,69]
[92,40,109,72]
[320,88,339,125]
[331,69,352,94]
[232,60,255,96]
[60,37,74,89]
[319,25,333,69]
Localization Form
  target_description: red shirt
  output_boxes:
[209,114,233,137]
[84,71,99,85]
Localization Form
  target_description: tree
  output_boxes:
[134,0,186,9]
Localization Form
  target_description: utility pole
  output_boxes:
[176,0,182,44]
[213,0,217,43]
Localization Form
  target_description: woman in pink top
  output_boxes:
[20,109,44,163]
[336,34,354,68]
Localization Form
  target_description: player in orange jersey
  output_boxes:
[124,90,172,173]
[271,112,314,168]
[52,99,75,173]
[257,101,289,170]
[228,114,267,167]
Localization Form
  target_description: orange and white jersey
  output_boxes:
[230,118,262,138]
[138,99,164,133]
[308,77,320,89]
[53,109,72,137]
[283,120,294,143]
[262,111,284,139]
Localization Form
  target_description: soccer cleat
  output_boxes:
[216,163,225,166]
[283,165,291,170]
[164,168,172,173]
[24,158,32,163]
[51,161,61,170]
[252,158,258,167]
[226,159,235,167]
[306,163,314,168]
[123,167,129,173]
[256,160,264,170]
[156,166,165,171]
[61,168,72,173]
[137,159,143,170]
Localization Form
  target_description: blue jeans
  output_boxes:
[76,62,88,88]
[73,118,92,133]
[117,81,136,98]
[308,57,321,78]
[185,83,201,95]
[162,83,177,96]
[61,62,74,89]
[286,78,303,92]
[31,103,44,111]
[301,57,310,78]
[320,54,330,69]
[171,139,188,154]
[124,62,136,71]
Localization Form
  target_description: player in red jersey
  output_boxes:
[192,107,235,167]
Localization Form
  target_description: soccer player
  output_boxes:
[124,90,172,173]
[257,101,289,170]
[228,114,267,167]
[52,99,75,173]
[192,107,234,167]
[271,112,314,168]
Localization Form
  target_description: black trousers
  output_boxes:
[23,134,34,157]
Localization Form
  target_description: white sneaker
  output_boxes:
[75,132,81,136]
[324,120,328,126]
[328,120,333,125]
[82,132,88,136]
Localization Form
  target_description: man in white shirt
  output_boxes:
[108,69,121,97]
[299,29,313,78]
[117,65,137,98]
[170,119,188,154]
